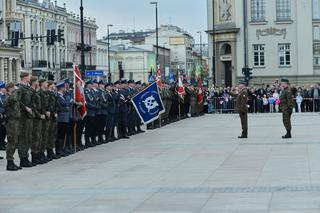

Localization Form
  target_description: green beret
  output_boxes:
[281,78,289,83]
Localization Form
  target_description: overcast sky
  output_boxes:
[62,0,208,44]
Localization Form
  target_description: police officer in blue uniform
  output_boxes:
[56,81,69,157]
[118,80,130,139]
[0,81,6,160]
[97,80,108,143]
[84,80,97,147]
[64,79,74,155]
[105,83,116,142]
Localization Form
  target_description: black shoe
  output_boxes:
[32,153,41,165]
[238,135,248,139]
[7,160,21,171]
[47,149,59,160]
[282,134,292,139]
[20,158,33,168]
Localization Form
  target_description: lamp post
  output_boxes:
[212,0,216,85]
[163,42,168,81]
[80,0,85,76]
[150,1,159,68]
[197,31,203,81]
[107,24,113,83]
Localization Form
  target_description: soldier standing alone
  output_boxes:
[280,78,294,139]
[231,80,249,139]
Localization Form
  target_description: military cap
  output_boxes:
[128,80,135,84]
[92,79,98,84]
[0,81,5,89]
[5,82,15,90]
[98,80,105,85]
[114,81,121,85]
[121,80,128,84]
[281,78,289,83]
[85,80,92,85]
[136,81,141,85]
[238,79,247,85]
[30,76,38,84]
[55,81,65,89]
[20,72,30,79]
[105,83,113,87]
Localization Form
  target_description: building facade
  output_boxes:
[0,0,22,83]
[207,0,320,87]
[144,25,194,76]
[66,11,98,78]
[16,0,68,80]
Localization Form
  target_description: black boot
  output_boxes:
[20,158,33,168]
[7,160,21,171]
[97,135,104,145]
[32,153,41,165]
[47,149,59,160]
[282,132,292,139]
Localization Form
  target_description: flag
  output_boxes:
[177,73,185,101]
[131,82,165,124]
[74,65,87,119]
[197,77,203,104]
[155,65,162,87]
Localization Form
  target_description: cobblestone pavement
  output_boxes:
[1,113,320,213]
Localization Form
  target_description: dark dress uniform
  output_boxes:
[106,88,116,141]
[280,84,294,138]
[56,89,69,157]
[232,84,248,138]
[84,84,97,147]
[97,87,109,143]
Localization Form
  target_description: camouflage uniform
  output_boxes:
[18,84,34,159]
[280,87,294,134]
[4,89,21,161]
[39,89,50,153]
[31,88,42,155]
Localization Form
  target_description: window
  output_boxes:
[313,0,320,19]
[314,26,320,41]
[278,44,291,66]
[253,44,265,67]
[276,0,291,21]
[251,0,265,22]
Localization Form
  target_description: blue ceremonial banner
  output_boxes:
[131,82,165,125]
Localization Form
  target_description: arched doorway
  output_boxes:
[220,44,232,87]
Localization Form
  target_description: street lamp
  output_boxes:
[197,31,203,67]
[150,1,159,67]
[212,0,216,85]
[107,24,113,83]
[163,42,168,81]
[80,0,85,76]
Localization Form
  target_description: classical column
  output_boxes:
[0,58,4,81]
[16,59,20,83]
[8,58,13,82]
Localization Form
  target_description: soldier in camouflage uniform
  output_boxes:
[18,72,34,168]
[39,79,51,162]
[4,82,22,171]
[30,77,45,166]
[47,81,59,159]
[280,78,294,139]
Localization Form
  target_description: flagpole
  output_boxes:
[73,66,77,153]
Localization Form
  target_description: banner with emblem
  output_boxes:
[74,65,87,119]
[131,82,165,125]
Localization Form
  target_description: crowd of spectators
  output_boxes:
[205,83,320,114]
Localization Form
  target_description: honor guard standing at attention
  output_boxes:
[231,80,249,139]
[117,80,130,139]
[18,72,34,168]
[280,78,294,139]
[30,77,44,166]
[97,80,108,143]
[0,81,6,155]
[105,83,116,142]
[92,79,100,144]
[4,82,22,171]
[56,81,69,157]
[47,81,59,159]
[84,80,96,147]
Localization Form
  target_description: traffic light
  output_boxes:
[242,67,253,84]
[11,31,19,47]
[58,29,64,43]
[50,29,56,45]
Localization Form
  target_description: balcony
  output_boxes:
[76,43,92,52]
[32,60,47,68]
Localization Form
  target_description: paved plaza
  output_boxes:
[1,113,320,212]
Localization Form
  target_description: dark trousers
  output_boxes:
[84,116,95,138]
[239,112,248,136]
[56,122,68,154]
[0,124,6,147]
[282,112,292,133]
[96,114,107,136]
[76,120,85,146]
